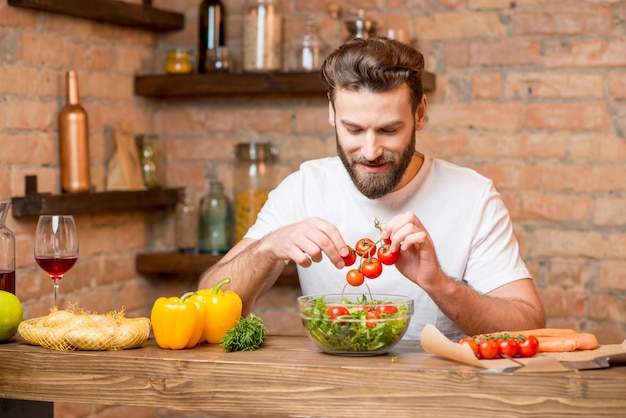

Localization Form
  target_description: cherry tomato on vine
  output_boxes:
[345,269,364,286]
[459,337,479,357]
[477,339,498,359]
[497,339,520,358]
[342,246,357,267]
[518,335,539,358]
[365,311,380,328]
[355,238,376,258]
[375,304,398,315]
[377,244,400,265]
[325,306,350,320]
[361,258,383,279]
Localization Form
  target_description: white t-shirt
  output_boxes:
[246,155,530,341]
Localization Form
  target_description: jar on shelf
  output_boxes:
[0,200,16,294]
[175,189,198,253]
[198,181,234,255]
[243,0,282,72]
[165,48,193,74]
[135,134,160,189]
[286,19,320,72]
[234,142,275,242]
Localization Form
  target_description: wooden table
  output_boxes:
[1,335,626,417]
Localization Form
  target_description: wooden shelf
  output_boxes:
[134,71,437,99]
[136,252,299,286]
[11,175,182,218]
[8,0,184,32]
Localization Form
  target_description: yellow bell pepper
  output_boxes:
[202,278,243,344]
[151,291,205,349]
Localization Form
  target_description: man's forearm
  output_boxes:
[426,275,546,337]
[198,239,285,317]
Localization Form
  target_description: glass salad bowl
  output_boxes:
[297,293,414,356]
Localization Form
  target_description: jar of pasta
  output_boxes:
[234,142,275,242]
[243,0,282,71]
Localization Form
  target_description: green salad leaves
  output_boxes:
[300,295,411,354]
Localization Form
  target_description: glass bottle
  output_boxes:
[234,142,275,242]
[0,200,16,294]
[175,189,198,254]
[136,134,160,189]
[59,70,91,193]
[198,181,234,255]
[243,0,282,72]
[198,0,225,74]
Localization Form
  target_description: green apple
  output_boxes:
[0,290,23,342]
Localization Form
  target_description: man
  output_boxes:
[199,37,545,341]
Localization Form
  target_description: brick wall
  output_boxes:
[1,0,625,417]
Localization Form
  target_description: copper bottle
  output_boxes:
[59,70,90,193]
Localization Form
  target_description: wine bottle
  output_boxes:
[58,70,90,193]
[198,0,225,73]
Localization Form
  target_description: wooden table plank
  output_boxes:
[1,336,626,417]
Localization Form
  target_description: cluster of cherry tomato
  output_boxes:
[325,303,399,329]
[341,236,400,287]
[459,334,540,359]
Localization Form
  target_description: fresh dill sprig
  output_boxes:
[220,314,267,352]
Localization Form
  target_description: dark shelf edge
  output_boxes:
[8,0,184,32]
[134,71,436,99]
[136,252,299,286]
[11,188,182,218]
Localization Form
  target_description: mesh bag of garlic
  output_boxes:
[18,305,151,351]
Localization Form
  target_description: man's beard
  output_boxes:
[337,130,416,199]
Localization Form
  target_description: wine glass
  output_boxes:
[34,215,79,308]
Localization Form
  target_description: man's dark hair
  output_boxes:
[321,37,425,113]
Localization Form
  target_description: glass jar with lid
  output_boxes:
[243,0,282,72]
[234,142,275,242]
[165,48,193,74]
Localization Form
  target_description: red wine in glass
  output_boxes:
[35,256,78,279]
[34,215,79,308]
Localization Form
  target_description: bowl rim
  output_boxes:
[297,293,414,320]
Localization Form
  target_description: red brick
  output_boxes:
[545,39,626,68]
[89,73,134,101]
[475,164,539,191]
[164,163,206,190]
[416,12,505,40]
[526,102,612,131]
[416,132,468,159]
[505,72,604,99]
[0,66,40,95]
[512,4,612,36]
[444,42,470,68]
[599,261,626,291]
[5,98,57,131]
[531,228,625,259]
[467,133,567,159]
[569,133,626,162]
[609,71,626,99]
[156,108,210,135]
[593,197,626,226]
[470,40,541,67]
[471,73,501,99]
[428,102,523,131]
[548,258,586,288]
[538,287,586,318]
[520,192,591,222]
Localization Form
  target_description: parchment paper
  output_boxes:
[419,324,626,373]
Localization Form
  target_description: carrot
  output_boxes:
[473,328,599,352]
